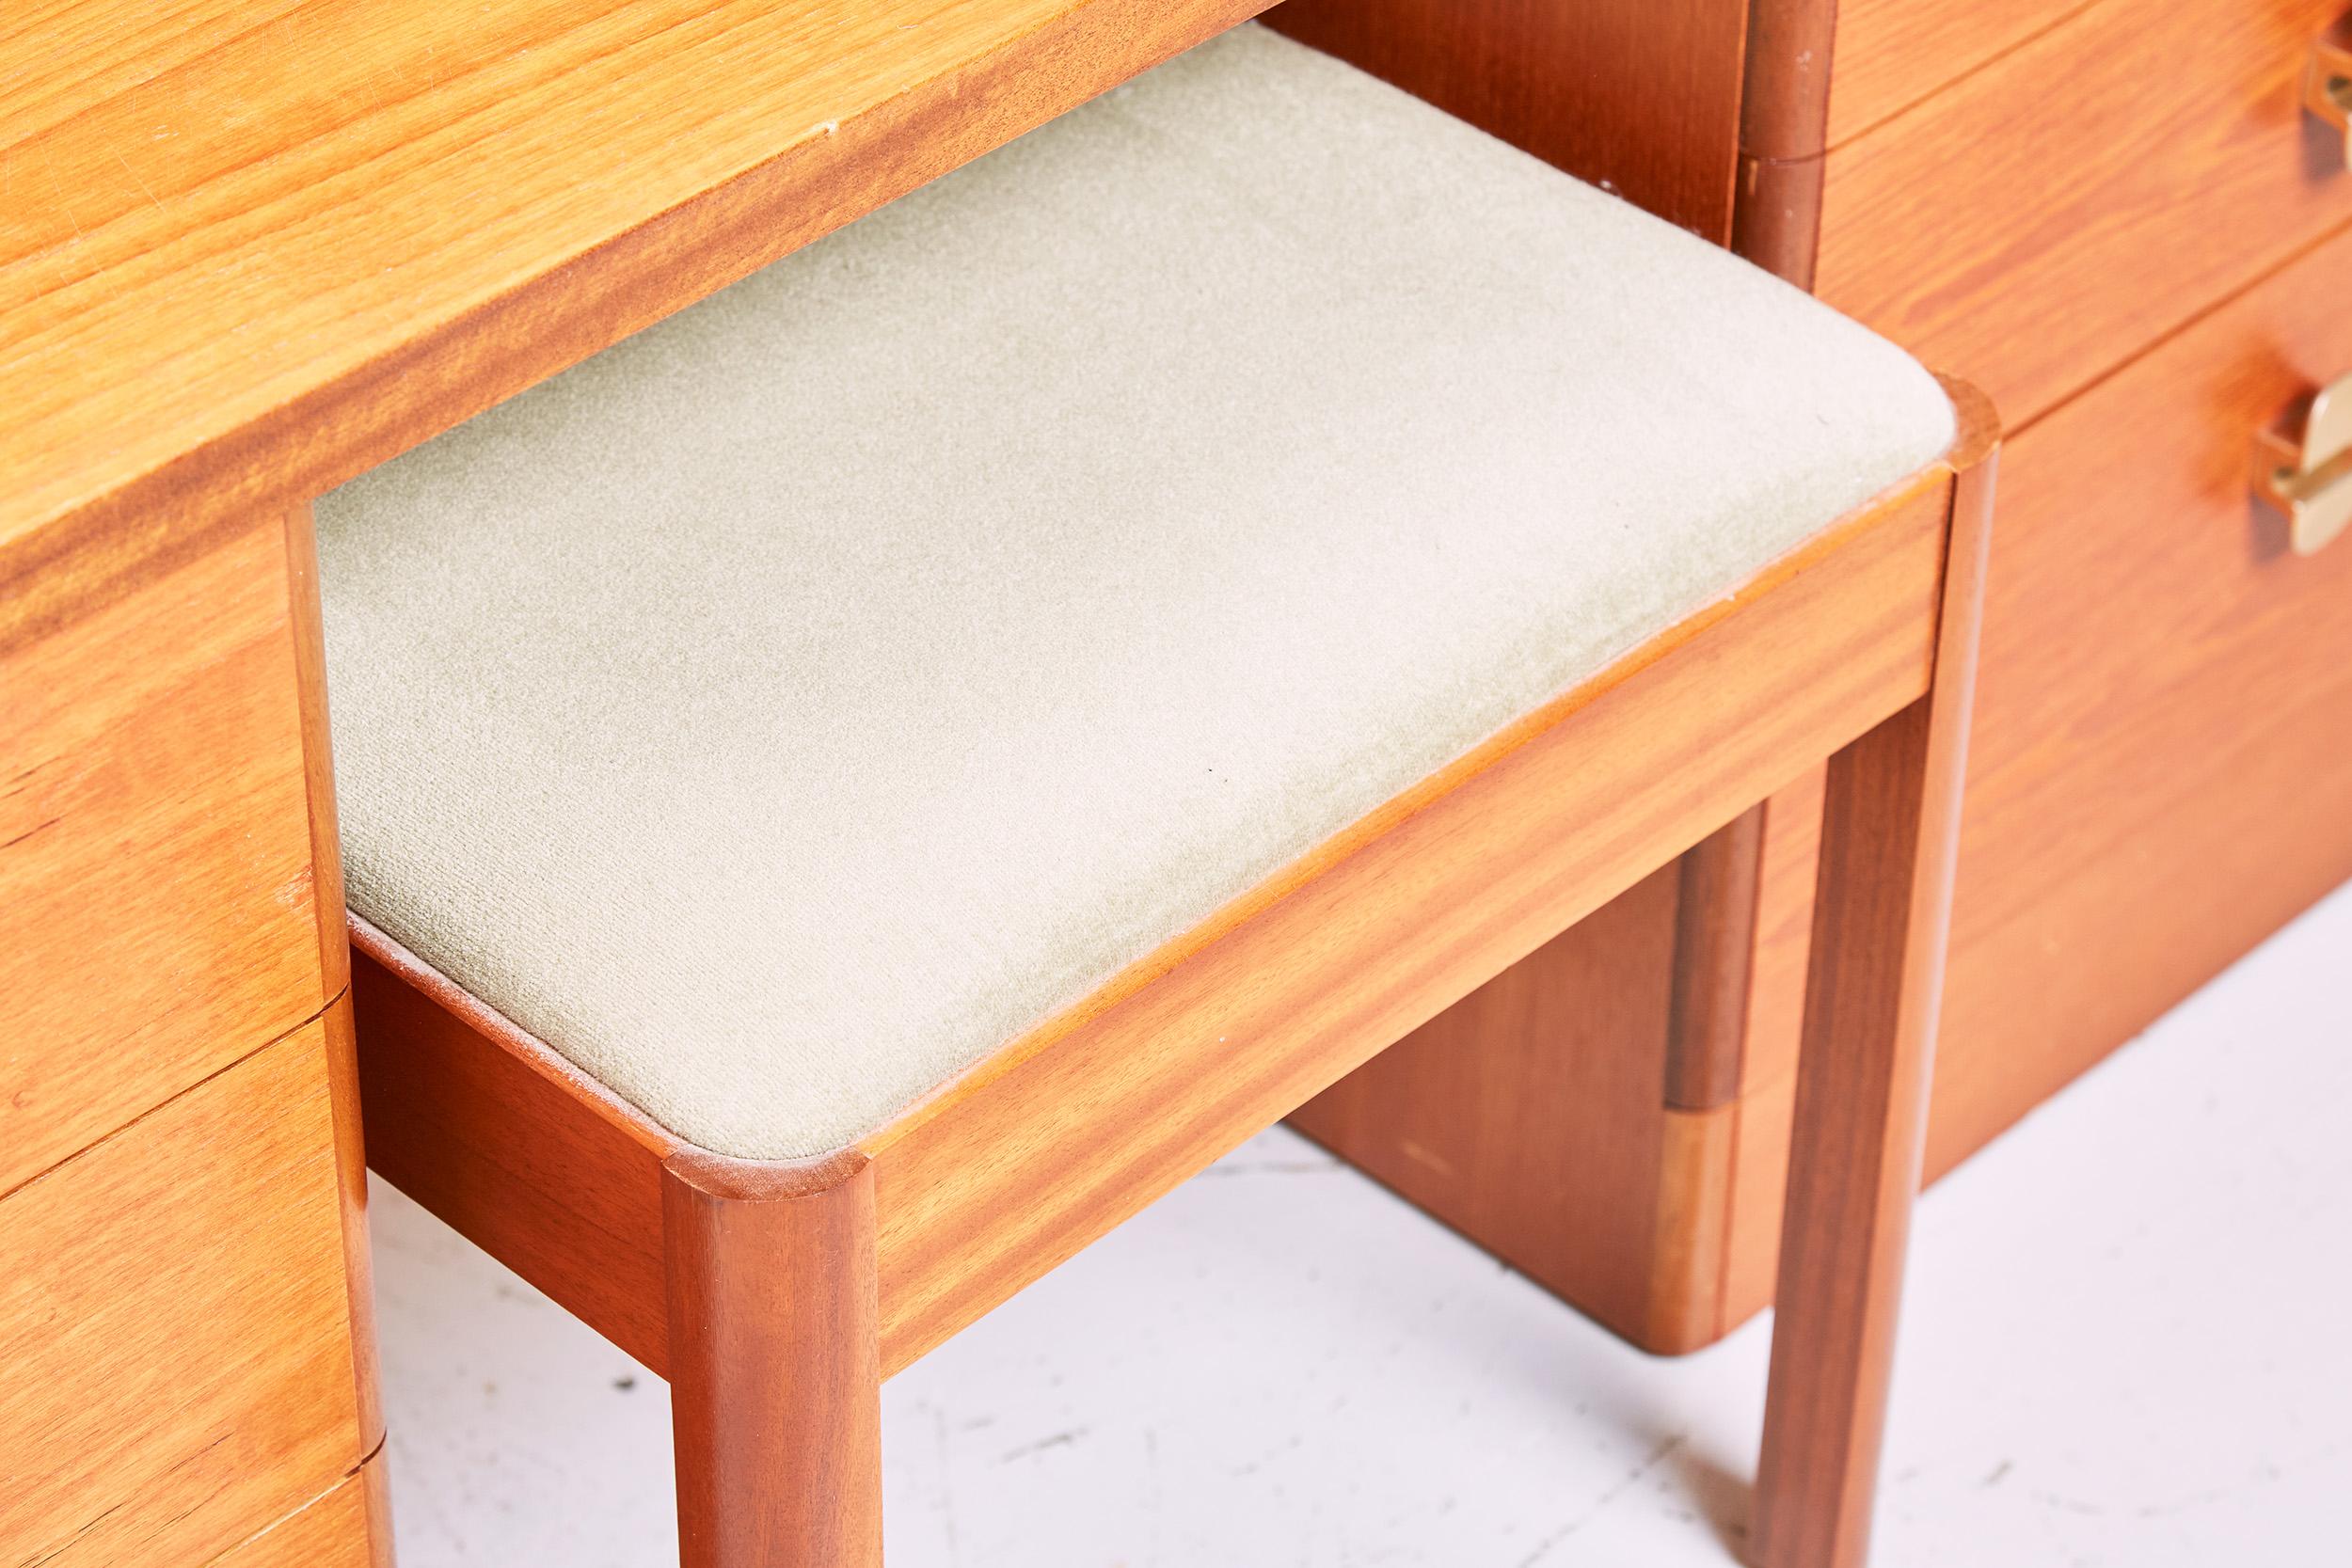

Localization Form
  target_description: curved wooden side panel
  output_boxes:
[1266,0,1750,240]
[1731,0,1840,289]
[1740,0,1840,166]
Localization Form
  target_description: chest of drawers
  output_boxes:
[1278,0,2352,1351]
[0,515,387,1563]
[8,3,2338,1546]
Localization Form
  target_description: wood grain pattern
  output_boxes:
[208,1454,393,1568]
[1646,1098,1742,1354]
[322,996,386,1454]
[1663,806,1768,1110]
[664,1156,882,1568]
[285,504,352,1001]
[1755,431,1995,1568]
[1816,0,2352,427]
[291,502,382,1453]
[1740,0,1839,165]
[865,476,1949,1372]
[1823,0,2103,150]
[1719,1069,1801,1334]
[2,0,310,150]
[1645,763,1825,1351]
[1288,863,1685,1343]
[1740,764,1831,1097]
[1266,0,1749,238]
[0,1017,366,1568]
[1754,708,1947,1568]
[1931,213,2352,1180]
[353,921,675,1372]
[0,515,328,1194]
[0,0,1263,649]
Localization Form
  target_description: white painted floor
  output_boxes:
[373,879,2352,1566]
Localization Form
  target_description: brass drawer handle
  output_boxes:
[2253,375,2352,555]
[2308,26,2352,164]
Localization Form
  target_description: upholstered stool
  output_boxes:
[321,24,1986,1568]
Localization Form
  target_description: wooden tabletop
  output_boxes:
[0,0,1257,645]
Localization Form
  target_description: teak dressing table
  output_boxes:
[4,5,1277,1560]
[4,4,1998,1565]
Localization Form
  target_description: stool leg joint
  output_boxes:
[662,1148,882,1568]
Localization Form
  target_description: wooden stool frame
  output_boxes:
[3,0,1996,1561]
[347,387,1994,1568]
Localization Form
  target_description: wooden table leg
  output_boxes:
[1752,448,1996,1568]
[663,1151,883,1568]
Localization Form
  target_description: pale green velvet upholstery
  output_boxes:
[315,24,1956,1161]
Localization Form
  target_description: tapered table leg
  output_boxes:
[1753,446,1996,1568]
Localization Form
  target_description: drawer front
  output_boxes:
[208,1457,389,1568]
[1823,0,2082,147]
[0,517,330,1191]
[1931,220,2352,1174]
[0,1020,365,1568]
[1816,0,2352,426]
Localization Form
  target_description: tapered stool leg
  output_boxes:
[1753,448,1996,1568]
[663,1151,883,1568]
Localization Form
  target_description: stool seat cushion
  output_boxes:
[317,24,1955,1161]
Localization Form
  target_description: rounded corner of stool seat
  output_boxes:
[662,1142,874,1206]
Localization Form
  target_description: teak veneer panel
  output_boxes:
[1265,0,1749,239]
[1287,863,1685,1340]
[355,927,675,1371]
[208,1455,392,1568]
[1641,767,1825,1345]
[0,516,327,1194]
[0,1018,367,1568]
[1738,763,1830,1099]
[0,0,1263,646]
[1821,0,2103,150]
[1293,757,1831,1353]
[1816,0,2352,427]
[1,0,312,150]
[1930,215,2352,1178]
